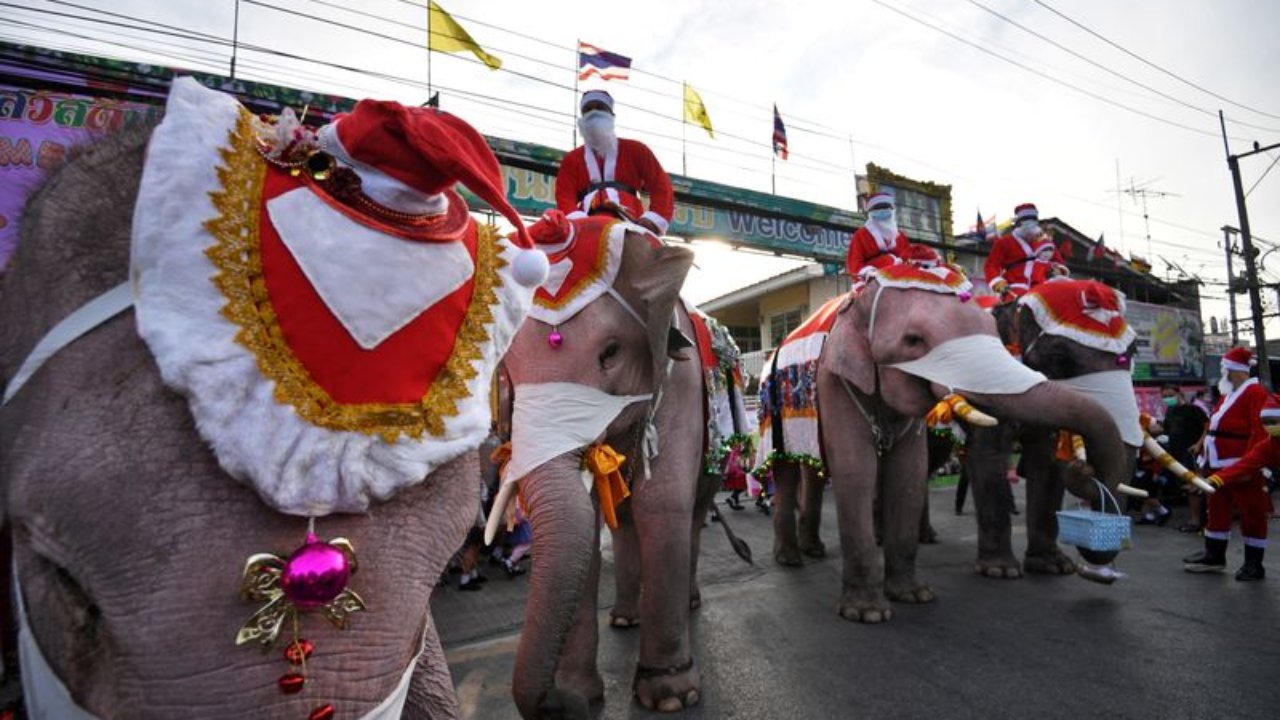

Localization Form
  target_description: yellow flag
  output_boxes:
[683,82,714,138]
[428,0,502,70]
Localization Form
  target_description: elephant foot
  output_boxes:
[609,612,640,629]
[634,658,701,713]
[554,670,605,709]
[799,538,826,559]
[885,575,936,604]
[538,688,592,720]
[837,587,893,623]
[1024,550,1078,576]
[774,547,804,567]
[689,586,702,611]
[974,555,1023,579]
[919,526,939,544]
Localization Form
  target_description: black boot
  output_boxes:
[1236,545,1266,582]
[1183,537,1228,573]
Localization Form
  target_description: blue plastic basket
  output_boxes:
[1057,482,1132,552]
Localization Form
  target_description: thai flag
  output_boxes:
[772,104,788,160]
[972,210,996,239]
[578,42,631,82]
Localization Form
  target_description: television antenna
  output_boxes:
[1107,177,1180,262]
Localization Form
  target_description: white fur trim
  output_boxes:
[1206,377,1259,468]
[1222,358,1251,372]
[1016,205,1038,220]
[566,210,588,220]
[131,78,533,516]
[267,188,473,349]
[640,210,669,235]
[511,248,550,288]
[1018,291,1137,354]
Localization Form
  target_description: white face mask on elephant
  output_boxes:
[890,334,1047,396]
[484,381,651,544]
[1054,370,1143,447]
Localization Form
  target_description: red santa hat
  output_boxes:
[1260,395,1280,422]
[580,90,615,113]
[323,100,547,286]
[867,192,895,210]
[907,244,940,268]
[1222,346,1256,373]
[1015,203,1038,221]
[1017,280,1135,354]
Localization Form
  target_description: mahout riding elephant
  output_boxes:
[756,263,1130,623]
[964,280,1141,578]
[0,78,545,717]
[488,211,749,717]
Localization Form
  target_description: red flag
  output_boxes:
[1086,233,1105,262]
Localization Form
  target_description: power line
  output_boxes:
[965,0,1280,135]
[872,0,1250,143]
[1033,0,1280,122]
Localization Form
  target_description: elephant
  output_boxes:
[964,280,1141,578]
[756,264,1131,623]
[490,211,743,717]
[0,79,540,717]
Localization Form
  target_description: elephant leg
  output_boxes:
[608,503,641,628]
[1021,431,1076,576]
[631,461,701,712]
[966,425,1022,579]
[404,614,461,719]
[817,371,890,622]
[918,488,939,544]
[881,424,935,604]
[554,530,605,706]
[797,464,826,558]
[771,461,804,566]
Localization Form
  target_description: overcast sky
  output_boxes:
[6,0,1279,329]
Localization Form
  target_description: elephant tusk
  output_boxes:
[1141,432,1216,495]
[484,480,519,546]
[1116,482,1148,498]
[946,394,998,427]
[1071,434,1087,462]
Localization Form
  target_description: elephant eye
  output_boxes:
[903,333,925,348]
[599,341,621,368]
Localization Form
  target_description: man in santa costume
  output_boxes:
[554,90,674,235]
[1184,347,1271,579]
[983,203,1068,298]
[845,191,911,277]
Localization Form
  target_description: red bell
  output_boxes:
[285,639,315,665]
[309,704,335,720]
[277,672,305,694]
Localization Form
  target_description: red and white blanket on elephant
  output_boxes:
[131,78,536,516]
[755,262,972,475]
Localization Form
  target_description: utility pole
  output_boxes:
[1220,109,1280,389]
[1222,225,1240,345]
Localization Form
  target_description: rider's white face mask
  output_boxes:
[578,110,617,153]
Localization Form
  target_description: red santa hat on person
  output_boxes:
[1259,394,1280,422]
[319,100,548,287]
[1015,203,1038,222]
[1222,346,1256,373]
[580,90,615,114]
[867,192,895,210]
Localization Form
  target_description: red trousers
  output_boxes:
[1205,473,1273,542]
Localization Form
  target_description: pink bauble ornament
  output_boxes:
[280,533,350,609]
[957,291,973,302]
[548,330,563,348]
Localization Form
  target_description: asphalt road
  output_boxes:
[435,484,1280,719]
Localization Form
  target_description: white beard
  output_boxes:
[1014,224,1041,243]
[578,111,617,156]
[872,218,898,242]
[1218,377,1234,397]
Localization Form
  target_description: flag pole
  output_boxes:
[771,150,776,195]
[229,0,241,80]
[426,2,433,97]
[572,39,579,149]
[681,82,688,176]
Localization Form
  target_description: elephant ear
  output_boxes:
[619,231,695,384]
[824,291,876,395]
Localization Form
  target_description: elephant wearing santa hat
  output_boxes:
[0,77,549,717]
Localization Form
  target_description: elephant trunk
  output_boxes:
[511,453,596,718]
[969,381,1129,503]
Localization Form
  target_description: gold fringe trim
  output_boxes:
[204,110,505,442]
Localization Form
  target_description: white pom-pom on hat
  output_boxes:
[511,247,550,288]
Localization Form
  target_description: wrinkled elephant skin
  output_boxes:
[0,128,492,716]
[501,227,706,717]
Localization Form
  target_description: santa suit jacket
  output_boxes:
[845,225,911,277]
[1205,377,1269,469]
[984,231,1063,295]
[555,139,674,234]
[1212,433,1280,485]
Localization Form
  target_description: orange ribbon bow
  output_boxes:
[584,444,631,530]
